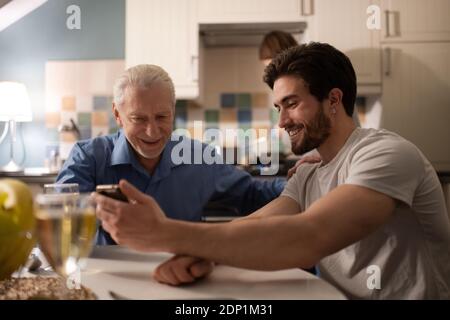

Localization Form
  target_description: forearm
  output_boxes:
[234,196,301,222]
[160,215,318,271]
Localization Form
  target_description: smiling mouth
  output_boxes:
[139,138,161,146]
[287,124,304,138]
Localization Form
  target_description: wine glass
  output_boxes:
[43,183,79,195]
[29,183,80,272]
[34,193,96,292]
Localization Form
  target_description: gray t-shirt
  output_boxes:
[282,128,450,299]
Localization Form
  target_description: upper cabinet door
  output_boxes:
[126,0,199,99]
[197,0,315,23]
[381,0,450,42]
[380,42,450,171]
[312,0,381,86]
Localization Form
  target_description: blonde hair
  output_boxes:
[113,64,176,107]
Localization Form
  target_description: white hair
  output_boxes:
[113,64,176,107]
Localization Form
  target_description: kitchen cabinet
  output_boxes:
[380,0,450,42]
[380,42,450,171]
[197,0,315,23]
[126,0,199,99]
[311,0,381,90]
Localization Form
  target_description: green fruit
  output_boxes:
[0,179,36,280]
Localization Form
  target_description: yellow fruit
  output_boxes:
[0,179,36,280]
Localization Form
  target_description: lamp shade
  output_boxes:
[0,81,32,122]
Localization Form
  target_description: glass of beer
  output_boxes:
[34,193,96,280]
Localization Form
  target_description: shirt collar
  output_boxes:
[110,130,135,166]
[110,130,182,182]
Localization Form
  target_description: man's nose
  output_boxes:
[145,118,161,137]
[278,108,290,128]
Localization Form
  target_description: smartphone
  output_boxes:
[96,184,128,202]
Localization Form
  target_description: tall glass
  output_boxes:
[43,183,79,195]
[29,183,80,272]
[34,193,96,280]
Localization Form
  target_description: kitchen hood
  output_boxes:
[200,22,307,47]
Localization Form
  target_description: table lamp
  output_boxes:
[0,81,32,173]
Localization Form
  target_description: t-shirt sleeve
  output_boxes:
[281,168,305,211]
[345,137,426,207]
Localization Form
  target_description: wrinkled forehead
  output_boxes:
[122,84,174,113]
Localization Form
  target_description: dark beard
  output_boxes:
[291,106,331,155]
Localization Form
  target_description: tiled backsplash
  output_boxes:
[176,92,273,126]
[43,51,291,162]
[44,60,125,160]
[174,92,281,149]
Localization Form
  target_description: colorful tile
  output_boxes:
[78,112,92,127]
[76,95,93,112]
[109,113,118,128]
[92,126,109,137]
[237,93,251,109]
[62,96,76,111]
[252,92,269,108]
[60,131,77,143]
[92,111,109,126]
[238,110,252,124]
[205,110,219,124]
[252,108,271,127]
[61,111,77,126]
[270,108,280,126]
[45,112,61,128]
[79,126,92,140]
[46,128,59,143]
[220,93,236,108]
[187,106,204,123]
[220,108,237,123]
[109,127,120,134]
[93,96,113,111]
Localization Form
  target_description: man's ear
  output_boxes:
[328,88,343,107]
[112,103,123,127]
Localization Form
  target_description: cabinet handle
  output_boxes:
[300,0,314,16]
[385,10,391,37]
[383,47,391,77]
[385,10,399,38]
[190,55,199,82]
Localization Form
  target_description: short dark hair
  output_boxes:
[263,42,357,117]
[259,30,298,60]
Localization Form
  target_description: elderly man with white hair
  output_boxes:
[56,64,285,245]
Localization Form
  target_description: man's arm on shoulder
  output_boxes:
[210,164,285,215]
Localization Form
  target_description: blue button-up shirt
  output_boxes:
[56,130,285,245]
